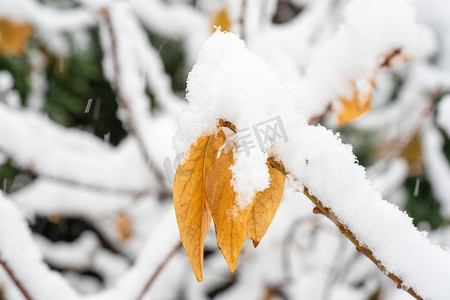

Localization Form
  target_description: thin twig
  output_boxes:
[321,237,347,300]
[136,242,182,300]
[379,48,402,68]
[281,216,315,282]
[302,188,422,299]
[239,0,247,41]
[102,9,170,198]
[219,119,423,300]
[0,256,34,300]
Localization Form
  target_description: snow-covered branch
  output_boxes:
[0,103,153,195]
[0,193,79,300]
[1,0,450,298]
[99,4,178,197]
[174,30,450,300]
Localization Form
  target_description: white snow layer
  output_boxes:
[423,122,450,218]
[174,30,450,299]
[0,193,79,300]
[0,191,180,300]
[437,95,450,137]
[0,103,154,192]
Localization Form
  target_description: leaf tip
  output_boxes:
[195,273,204,282]
[230,266,237,275]
[252,240,260,248]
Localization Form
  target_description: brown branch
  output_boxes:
[219,119,423,300]
[239,0,247,41]
[0,256,34,300]
[277,163,422,300]
[380,48,402,68]
[136,242,182,300]
[102,9,170,199]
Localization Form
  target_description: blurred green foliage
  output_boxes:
[148,31,187,94]
[405,175,443,229]
[0,53,29,102]
[43,29,126,145]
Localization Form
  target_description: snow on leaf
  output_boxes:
[206,147,254,273]
[246,161,285,248]
[173,129,226,282]
[210,7,231,33]
[0,18,33,56]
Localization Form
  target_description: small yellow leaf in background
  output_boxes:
[375,131,423,176]
[246,162,285,247]
[400,133,423,176]
[48,214,62,224]
[206,149,253,273]
[0,18,33,56]
[334,48,409,127]
[116,212,133,241]
[210,7,232,33]
[173,130,226,281]
[335,80,373,126]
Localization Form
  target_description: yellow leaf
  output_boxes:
[206,148,255,273]
[246,162,285,247]
[210,7,232,33]
[173,130,226,281]
[0,18,33,56]
[116,212,133,241]
[335,81,372,126]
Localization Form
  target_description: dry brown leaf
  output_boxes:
[0,18,33,56]
[335,82,372,126]
[246,162,285,247]
[210,7,232,33]
[173,130,226,281]
[206,148,255,273]
[116,212,133,240]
